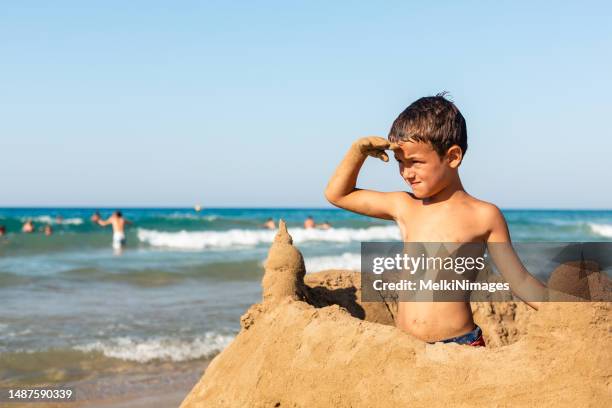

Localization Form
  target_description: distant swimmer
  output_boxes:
[263,218,276,230]
[55,215,63,224]
[304,216,315,229]
[22,220,35,233]
[318,221,332,230]
[0,225,6,236]
[97,211,132,252]
[43,224,53,236]
[90,211,101,223]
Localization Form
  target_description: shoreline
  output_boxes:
[74,365,204,408]
[22,361,210,408]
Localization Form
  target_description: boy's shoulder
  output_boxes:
[448,196,507,241]
[454,195,504,219]
[461,196,507,233]
[464,195,501,212]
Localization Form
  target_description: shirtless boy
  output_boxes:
[325,94,544,346]
[97,211,132,251]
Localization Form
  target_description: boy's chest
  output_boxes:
[396,208,487,243]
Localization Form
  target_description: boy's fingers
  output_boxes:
[359,137,394,159]
[374,139,391,148]
[364,137,389,147]
[370,151,388,162]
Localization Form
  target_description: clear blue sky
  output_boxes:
[1,1,610,208]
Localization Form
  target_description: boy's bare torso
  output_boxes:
[110,216,127,233]
[393,191,491,342]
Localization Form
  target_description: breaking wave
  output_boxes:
[137,226,400,250]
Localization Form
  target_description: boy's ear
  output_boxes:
[446,145,463,168]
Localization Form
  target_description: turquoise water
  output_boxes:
[0,207,611,385]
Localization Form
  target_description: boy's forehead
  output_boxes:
[392,140,434,157]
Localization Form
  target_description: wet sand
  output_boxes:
[21,361,209,408]
[73,365,204,408]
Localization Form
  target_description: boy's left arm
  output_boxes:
[485,205,544,310]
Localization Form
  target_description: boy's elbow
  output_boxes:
[324,188,338,205]
[324,189,345,207]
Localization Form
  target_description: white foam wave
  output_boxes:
[164,213,218,221]
[304,253,361,273]
[165,213,200,220]
[589,223,612,238]
[137,228,275,249]
[75,332,234,363]
[21,216,83,225]
[137,226,400,250]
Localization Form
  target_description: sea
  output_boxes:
[1,207,611,389]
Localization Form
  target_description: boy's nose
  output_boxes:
[401,167,414,180]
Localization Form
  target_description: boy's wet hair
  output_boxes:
[388,92,467,159]
[115,211,122,218]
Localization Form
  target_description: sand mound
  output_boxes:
[180,221,611,408]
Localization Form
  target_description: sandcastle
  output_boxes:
[180,222,611,408]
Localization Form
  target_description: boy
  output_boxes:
[97,210,132,252]
[325,94,544,346]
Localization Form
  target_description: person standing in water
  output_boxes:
[90,211,101,223]
[97,211,132,252]
[317,221,332,230]
[263,218,276,230]
[304,216,315,229]
[22,220,35,233]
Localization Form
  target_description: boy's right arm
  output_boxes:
[325,137,400,220]
[97,217,111,227]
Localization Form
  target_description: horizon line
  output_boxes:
[0,206,611,211]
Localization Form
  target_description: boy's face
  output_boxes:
[392,140,453,198]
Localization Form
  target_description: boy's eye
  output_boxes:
[396,158,423,165]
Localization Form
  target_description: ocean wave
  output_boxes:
[304,253,361,273]
[137,228,275,249]
[137,226,399,250]
[75,332,234,363]
[162,213,219,221]
[589,223,612,238]
[21,215,84,225]
[165,213,200,220]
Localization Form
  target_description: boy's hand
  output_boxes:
[352,137,400,162]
